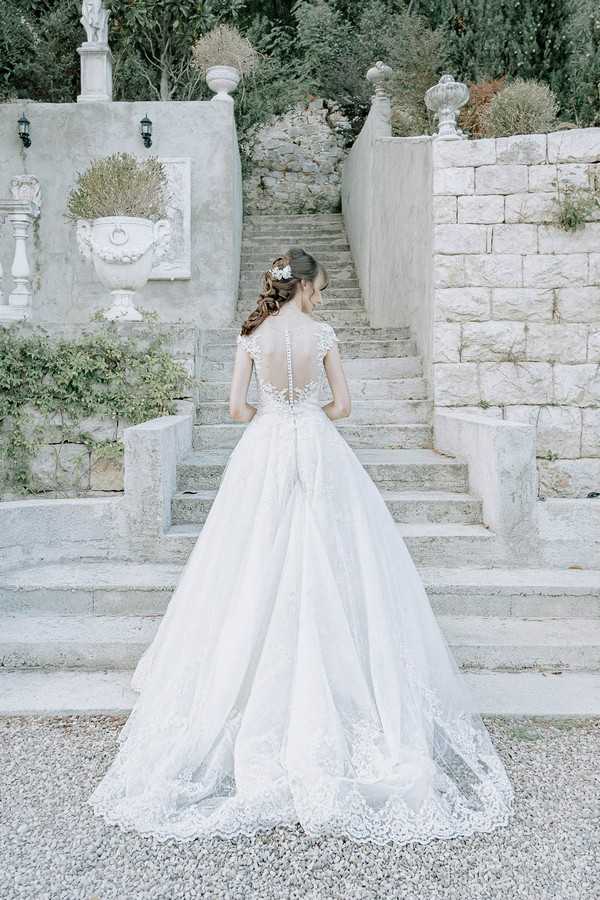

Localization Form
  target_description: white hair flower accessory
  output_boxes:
[269,263,292,280]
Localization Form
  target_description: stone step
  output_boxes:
[195,399,433,426]
[234,309,369,328]
[242,231,348,244]
[241,249,352,264]
[191,422,433,451]
[3,669,599,715]
[3,562,599,619]
[196,400,432,427]
[240,275,358,291]
[198,354,423,388]
[204,338,417,360]
[243,213,344,226]
[207,325,412,342]
[199,356,427,382]
[440,615,600,672]
[421,567,600,618]
[200,376,427,400]
[242,286,363,301]
[171,488,480,526]
[244,296,366,310]
[3,613,598,672]
[162,522,495,567]
[176,448,468,493]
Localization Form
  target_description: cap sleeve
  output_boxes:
[236,333,254,357]
[319,322,339,355]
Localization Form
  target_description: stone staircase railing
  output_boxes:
[0,175,41,322]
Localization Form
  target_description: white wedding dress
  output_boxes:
[89,308,514,845]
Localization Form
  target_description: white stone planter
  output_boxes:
[206,65,241,103]
[76,215,170,321]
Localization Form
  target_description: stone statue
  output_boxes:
[80,0,109,43]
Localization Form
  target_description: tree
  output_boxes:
[411,0,574,99]
[0,0,80,102]
[105,0,238,101]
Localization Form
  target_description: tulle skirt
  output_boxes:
[88,401,514,845]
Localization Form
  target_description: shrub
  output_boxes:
[554,184,600,232]
[191,24,259,76]
[293,0,449,135]
[458,77,506,138]
[480,77,559,137]
[65,153,169,221]
[0,323,191,494]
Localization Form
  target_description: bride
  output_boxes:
[89,246,514,845]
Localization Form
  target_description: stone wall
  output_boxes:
[243,98,352,214]
[0,322,196,500]
[0,100,242,329]
[432,129,600,497]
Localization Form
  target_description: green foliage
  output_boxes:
[412,0,574,99]
[0,324,191,494]
[388,11,450,136]
[562,0,600,126]
[479,77,559,137]
[553,183,600,232]
[106,0,230,100]
[0,0,80,102]
[291,0,447,130]
[65,153,169,221]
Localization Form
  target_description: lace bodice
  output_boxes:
[237,312,339,414]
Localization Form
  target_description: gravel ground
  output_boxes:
[1,715,598,900]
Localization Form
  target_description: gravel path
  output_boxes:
[1,715,598,900]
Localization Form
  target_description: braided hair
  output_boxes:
[240,246,329,336]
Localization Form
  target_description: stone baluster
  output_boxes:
[0,176,41,321]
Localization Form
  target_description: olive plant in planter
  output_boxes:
[66,153,171,321]
[191,24,259,103]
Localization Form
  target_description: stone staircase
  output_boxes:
[1,213,600,716]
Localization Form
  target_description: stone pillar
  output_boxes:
[77,1,112,103]
[77,42,113,103]
[366,61,393,136]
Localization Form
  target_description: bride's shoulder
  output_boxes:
[315,320,339,353]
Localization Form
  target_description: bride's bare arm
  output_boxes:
[322,342,351,420]
[229,343,258,422]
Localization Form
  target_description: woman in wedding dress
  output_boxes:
[89,247,514,845]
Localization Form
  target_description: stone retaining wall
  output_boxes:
[243,99,353,214]
[432,129,600,497]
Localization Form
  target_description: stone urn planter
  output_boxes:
[206,65,241,102]
[76,215,170,321]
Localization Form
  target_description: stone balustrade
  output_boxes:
[0,177,41,321]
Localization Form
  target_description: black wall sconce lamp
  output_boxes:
[140,114,153,148]
[18,113,31,148]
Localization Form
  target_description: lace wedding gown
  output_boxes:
[89,308,514,845]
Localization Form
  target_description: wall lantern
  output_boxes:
[140,114,153,148]
[18,113,31,148]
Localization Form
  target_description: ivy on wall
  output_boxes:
[0,324,191,496]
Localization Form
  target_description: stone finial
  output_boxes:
[80,0,109,44]
[10,175,41,216]
[425,73,469,140]
[366,61,393,98]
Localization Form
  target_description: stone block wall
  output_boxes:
[0,322,196,500]
[0,100,242,329]
[432,129,600,497]
[243,99,353,214]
